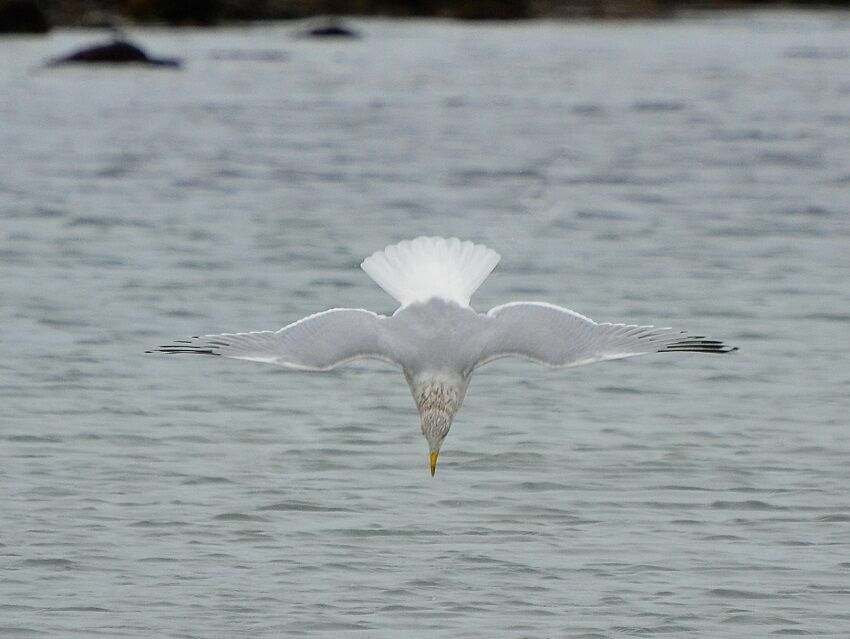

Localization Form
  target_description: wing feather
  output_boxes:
[475,302,737,370]
[148,308,399,371]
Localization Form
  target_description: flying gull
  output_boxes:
[149,236,737,476]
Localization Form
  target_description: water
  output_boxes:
[2,12,849,637]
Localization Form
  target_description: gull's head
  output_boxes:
[420,406,454,477]
[408,372,466,477]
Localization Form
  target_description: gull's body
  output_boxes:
[151,237,736,475]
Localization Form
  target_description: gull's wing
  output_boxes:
[474,302,737,370]
[148,308,399,371]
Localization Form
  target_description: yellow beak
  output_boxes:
[429,451,439,477]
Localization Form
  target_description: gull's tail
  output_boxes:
[361,236,501,308]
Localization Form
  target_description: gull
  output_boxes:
[149,236,737,476]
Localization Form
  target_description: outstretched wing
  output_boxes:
[148,308,399,371]
[475,302,737,370]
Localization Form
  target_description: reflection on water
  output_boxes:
[1,13,849,638]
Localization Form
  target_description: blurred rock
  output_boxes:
[0,0,50,33]
[48,39,180,67]
[302,22,359,38]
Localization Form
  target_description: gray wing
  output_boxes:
[474,302,737,370]
[148,308,400,371]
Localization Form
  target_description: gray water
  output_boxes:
[2,12,850,637]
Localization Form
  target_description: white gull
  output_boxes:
[150,237,737,476]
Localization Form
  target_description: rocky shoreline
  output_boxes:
[2,0,848,33]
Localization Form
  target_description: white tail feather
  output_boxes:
[361,237,501,308]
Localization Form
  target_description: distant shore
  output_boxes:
[1,0,848,33]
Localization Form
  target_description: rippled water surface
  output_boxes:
[2,12,850,637]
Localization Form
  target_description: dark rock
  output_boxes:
[303,23,360,38]
[0,0,50,33]
[48,39,180,67]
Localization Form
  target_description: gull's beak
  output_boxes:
[429,451,439,477]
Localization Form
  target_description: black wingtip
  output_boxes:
[659,341,739,354]
[146,336,224,356]
[149,348,220,355]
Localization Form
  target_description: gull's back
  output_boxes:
[360,237,502,377]
[382,298,490,376]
